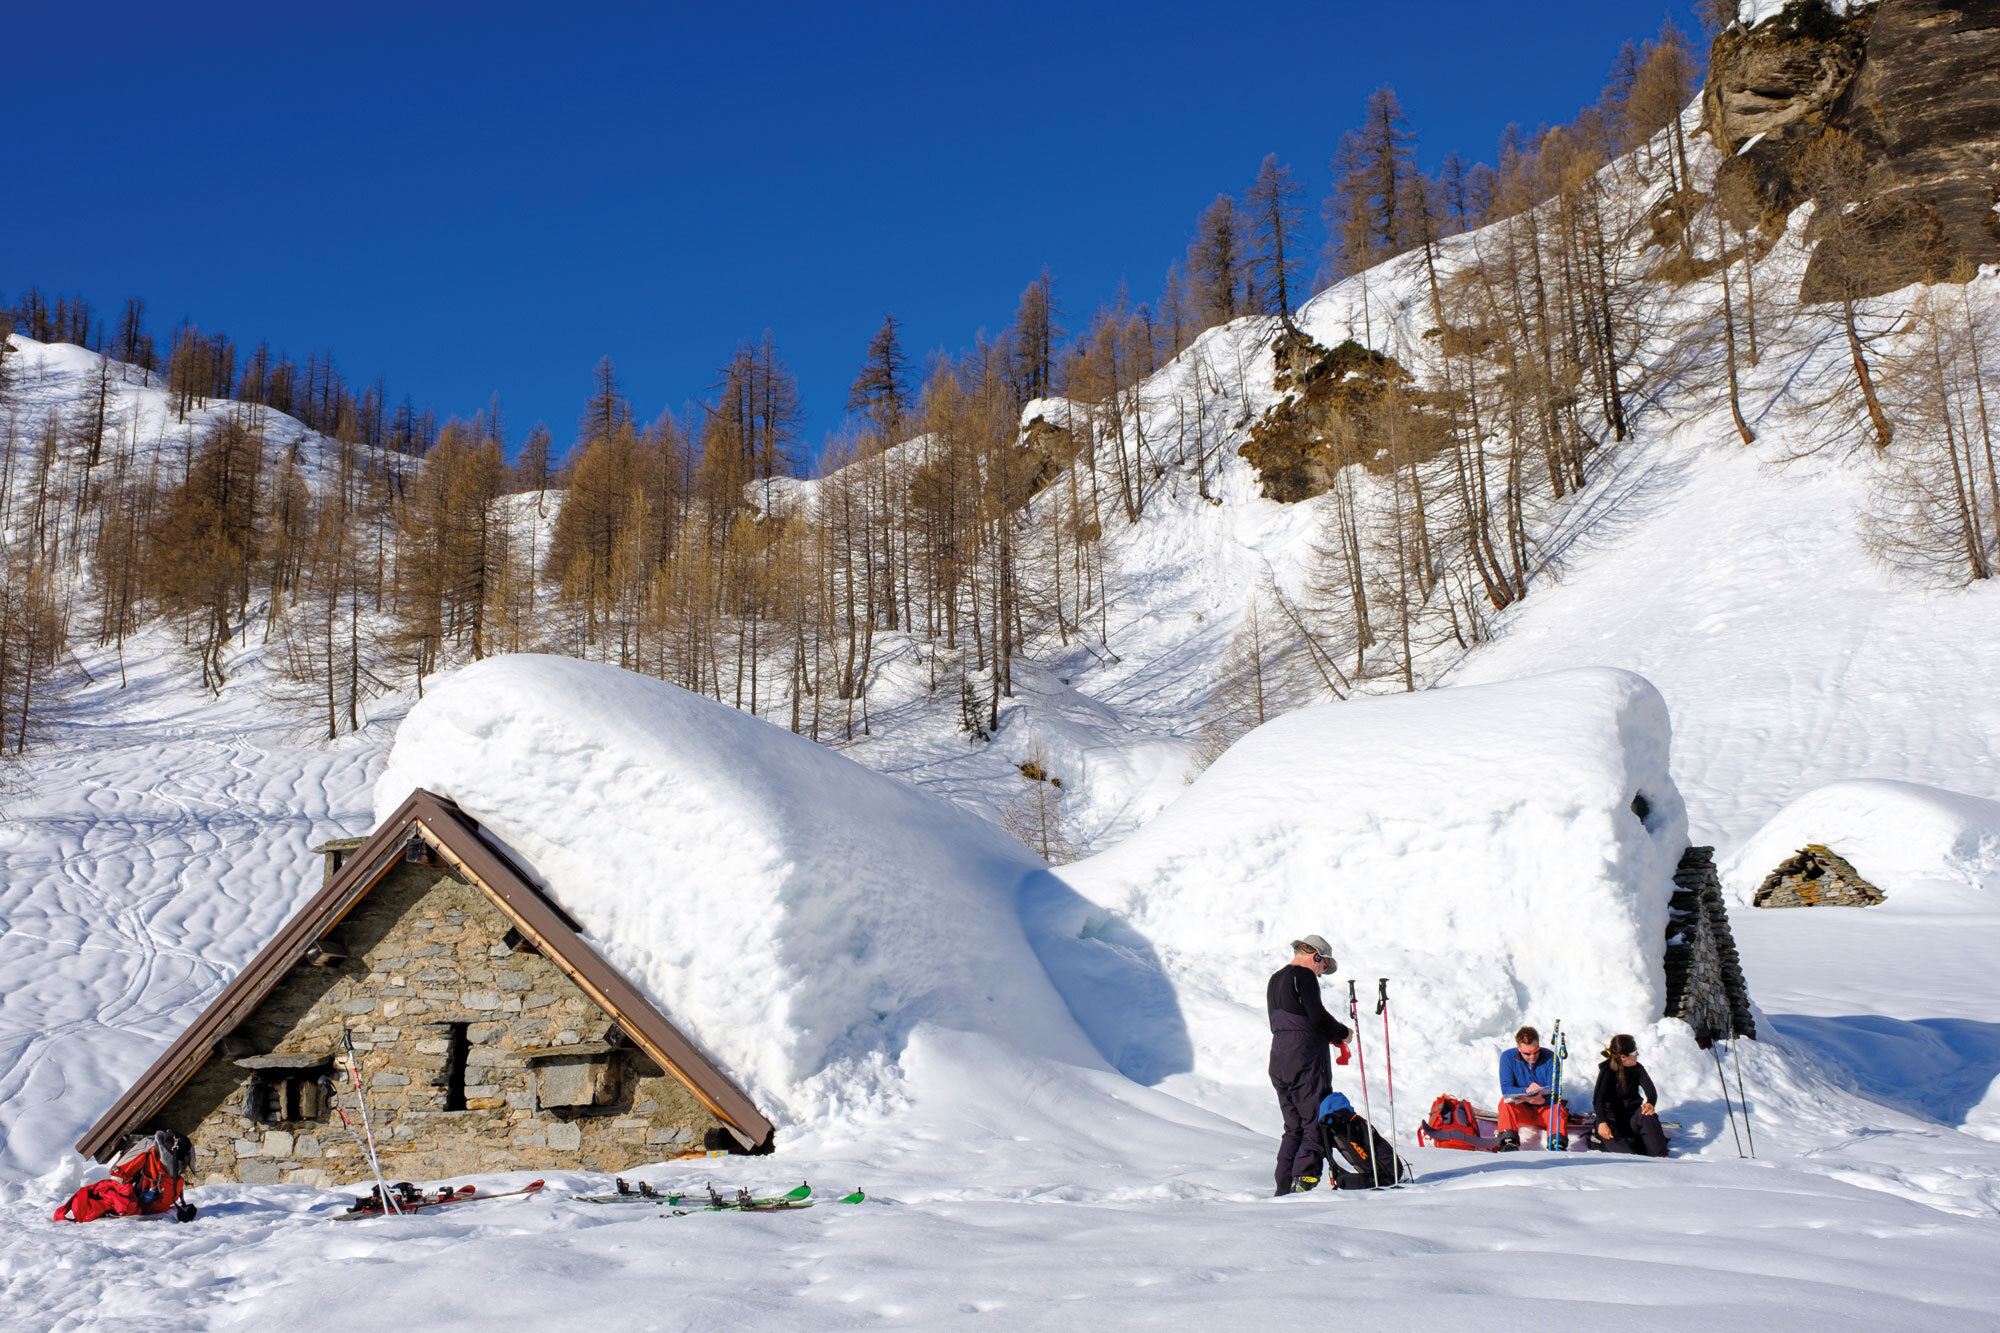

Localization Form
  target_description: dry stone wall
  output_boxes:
[1753,844,1886,907]
[1663,846,1757,1044]
[155,857,727,1186]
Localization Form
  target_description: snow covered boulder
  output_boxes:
[374,654,1104,1124]
[1721,780,2000,906]
[1050,668,1693,1125]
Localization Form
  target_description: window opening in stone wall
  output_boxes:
[443,1022,470,1112]
[237,1055,334,1124]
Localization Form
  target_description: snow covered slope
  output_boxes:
[0,332,392,497]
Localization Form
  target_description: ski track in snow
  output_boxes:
[0,628,395,1185]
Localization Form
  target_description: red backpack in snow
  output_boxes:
[54,1131,196,1223]
[1417,1095,1489,1151]
[51,1176,139,1223]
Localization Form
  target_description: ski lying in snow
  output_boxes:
[662,1182,811,1213]
[571,1177,674,1204]
[668,1184,864,1208]
[337,1179,544,1218]
[663,1183,865,1215]
[579,1181,835,1209]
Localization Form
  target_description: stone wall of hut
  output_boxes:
[153,856,728,1186]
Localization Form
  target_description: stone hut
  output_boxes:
[1753,844,1886,908]
[76,790,773,1187]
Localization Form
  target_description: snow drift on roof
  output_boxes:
[1720,779,2000,904]
[373,654,1104,1123]
[1051,667,1690,1123]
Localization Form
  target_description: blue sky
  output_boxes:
[3,1,1704,460]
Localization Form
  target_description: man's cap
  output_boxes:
[1293,934,1334,961]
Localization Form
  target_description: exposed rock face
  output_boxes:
[1818,0,2000,295]
[1018,414,1084,495]
[1753,843,1887,906]
[1706,3,1872,165]
[1706,1,2000,300]
[1238,328,1444,503]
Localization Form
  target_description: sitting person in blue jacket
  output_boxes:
[1496,1025,1568,1150]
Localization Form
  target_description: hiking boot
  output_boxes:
[1495,1131,1520,1153]
[1289,1174,1320,1193]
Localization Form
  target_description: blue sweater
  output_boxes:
[1500,1047,1557,1101]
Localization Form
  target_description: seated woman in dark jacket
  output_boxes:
[1592,1034,1669,1157]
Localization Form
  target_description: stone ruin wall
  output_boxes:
[1664,846,1757,1044]
[1753,844,1886,907]
[154,858,728,1186]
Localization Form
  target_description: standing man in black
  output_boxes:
[1267,934,1350,1194]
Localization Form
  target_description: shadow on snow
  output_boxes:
[1772,1013,2000,1129]
[1016,869,1195,1086]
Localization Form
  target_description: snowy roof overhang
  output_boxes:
[75,789,772,1161]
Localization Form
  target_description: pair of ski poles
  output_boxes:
[1345,978,1414,1186]
[1711,1031,1757,1158]
[333,1027,401,1213]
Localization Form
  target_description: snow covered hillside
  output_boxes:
[7,69,2000,1332]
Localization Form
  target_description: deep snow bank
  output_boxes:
[1052,668,1694,1124]
[374,655,1103,1124]
[1720,779,2000,905]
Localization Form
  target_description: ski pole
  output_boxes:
[1709,1038,1744,1158]
[1730,1038,1756,1159]
[1376,979,1407,1184]
[1547,1022,1567,1151]
[320,1076,377,1178]
[342,1028,400,1214]
[1347,980,1379,1189]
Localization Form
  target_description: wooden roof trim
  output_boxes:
[77,789,772,1160]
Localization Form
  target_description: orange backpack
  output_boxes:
[1417,1095,1489,1151]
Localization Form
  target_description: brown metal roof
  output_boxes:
[75,788,772,1161]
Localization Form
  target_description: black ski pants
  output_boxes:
[1270,1045,1331,1193]
[1596,1109,1669,1157]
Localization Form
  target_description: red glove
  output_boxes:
[1335,1042,1352,1066]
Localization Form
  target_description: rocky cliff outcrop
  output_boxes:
[1706,0,2000,300]
[1238,328,1445,503]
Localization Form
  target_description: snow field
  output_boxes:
[7,1144,1999,1329]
